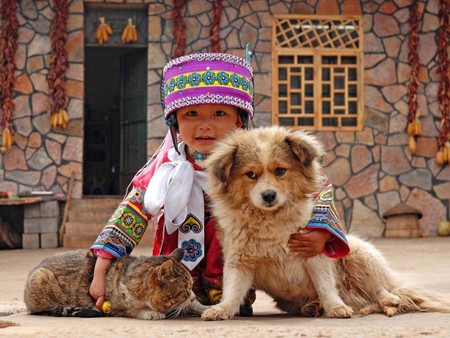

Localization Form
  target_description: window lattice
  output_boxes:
[273,15,364,131]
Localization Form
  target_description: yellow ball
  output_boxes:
[102,300,112,315]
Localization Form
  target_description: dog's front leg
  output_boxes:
[201,264,254,321]
[305,256,353,318]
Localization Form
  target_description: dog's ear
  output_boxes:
[212,145,237,184]
[285,131,325,167]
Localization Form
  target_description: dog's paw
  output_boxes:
[380,293,401,317]
[201,304,235,321]
[326,304,353,318]
[359,303,381,316]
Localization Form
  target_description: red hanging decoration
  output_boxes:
[48,0,69,129]
[173,0,187,57]
[210,0,222,52]
[0,0,18,152]
[435,0,450,165]
[406,1,422,154]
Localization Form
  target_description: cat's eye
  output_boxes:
[275,167,286,176]
[246,171,257,180]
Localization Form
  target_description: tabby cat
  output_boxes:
[24,248,206,319]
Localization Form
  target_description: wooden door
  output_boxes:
[119,49,147,193]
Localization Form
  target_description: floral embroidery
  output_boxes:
[168,78,176,91]
[121,212,136,229]
[133,223,145,238]
[128,188,145,204]
[217,72,229,85]
[110,207,124,221]
[231,74,241,87]
[202,71,215,85]
[188,73,201,86]
[176,75,187,89]
[181,239,203,262]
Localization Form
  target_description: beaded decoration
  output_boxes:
[161,53,254,121]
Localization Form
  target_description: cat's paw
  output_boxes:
[137,310,166,320]
[201,304,235,321]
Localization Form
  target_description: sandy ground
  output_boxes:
[1,237,450,337]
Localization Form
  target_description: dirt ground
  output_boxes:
[1,237,450,338]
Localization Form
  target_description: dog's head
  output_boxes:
[205,126,325,212]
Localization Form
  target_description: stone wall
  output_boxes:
[0,0,84,198]
[0,0,448,236]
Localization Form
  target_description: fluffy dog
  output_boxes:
[201,126,450,320]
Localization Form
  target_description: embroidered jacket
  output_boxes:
[91,152,350,303]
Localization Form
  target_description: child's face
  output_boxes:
[176,104,242,154]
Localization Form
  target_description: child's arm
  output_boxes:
[89,256,111,310]
[288,228,332,258]
[289,174,350,258]
[90,187,151,259]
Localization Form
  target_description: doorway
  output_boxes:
[83,47,148,196]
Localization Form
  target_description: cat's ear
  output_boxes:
[157,260,174,281]
[169,248,185,262]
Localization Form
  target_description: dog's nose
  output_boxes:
[262,190,277,203]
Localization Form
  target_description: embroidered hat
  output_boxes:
[161,53,254,124]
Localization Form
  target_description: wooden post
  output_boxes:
[59,172,75,245]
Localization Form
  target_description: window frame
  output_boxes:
[272,14,364,131]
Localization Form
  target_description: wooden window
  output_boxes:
[272,15,364,131]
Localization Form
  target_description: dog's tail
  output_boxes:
[395,287,450,313]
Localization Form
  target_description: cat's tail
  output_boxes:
[33,307,101,317]
[395,287,450,314]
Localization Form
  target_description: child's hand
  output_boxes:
[288,228,332,258]
[90,256,111,310]
[89,277,106,310]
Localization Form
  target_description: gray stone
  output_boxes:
[5,171,41,186]
[28,34,51,57]
[40,201,59,218]
[20,0,38,20]
[29,148,53,171]
[399,169,432,190]
[349,199,385,238]
[24,217,59,234]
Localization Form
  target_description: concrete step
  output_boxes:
[63,232,154,249]
[70,197,122,211]
[67,210,113,223]
[64,222,107,234]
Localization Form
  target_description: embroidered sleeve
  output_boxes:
[306,175,350,258]
[90,187,151,259]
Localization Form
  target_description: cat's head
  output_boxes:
[142,249,195,314]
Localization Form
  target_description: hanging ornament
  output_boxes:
[48,0,69,129]
[406,1,421,154]
[436,0,450,165]
[173,0,186,57]
[210,0,222,52]
[121,18,138,44]
[0,0,18,152]
[95,17,113,45]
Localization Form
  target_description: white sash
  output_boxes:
[144,143,208,270]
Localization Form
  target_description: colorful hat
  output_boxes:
[161,53,254,122]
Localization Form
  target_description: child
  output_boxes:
[89,52,350,316]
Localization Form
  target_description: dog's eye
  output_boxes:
[246,171,257,180]
[275,167,286,176]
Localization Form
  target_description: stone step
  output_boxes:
[64,222,106,234]
[63,233,153,249]
[67,210,113,223]
[70,197,122,211]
